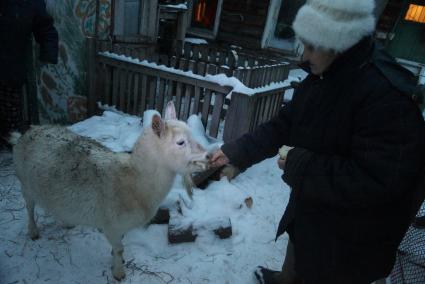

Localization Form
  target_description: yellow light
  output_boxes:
[405,4,425,23]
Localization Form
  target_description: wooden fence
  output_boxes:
[87,37,293,142]
[96,39,290,89]
[171,41,291,88]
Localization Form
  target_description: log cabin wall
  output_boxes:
[217,0,270,49]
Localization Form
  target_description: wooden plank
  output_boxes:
[228,50,237,69]
[258,96,268,124]
[182,84,193,121]
[253,96,263,126]
[219,65,231,76]
[179,58,188,71]
[192,86,201,115]
[244,68,253,87]
[200,48,208,62]
[188,60,196,74]
[183,42,191,59]
[126,71,134,113]
[170,56,178,68]
[119,69,127,110]
[175,40,183,57]
[175,82,183,118]
[159,54,169,67]
[201,89,212,128]
[218,51,227,66]
[140,74,148,113]
[112,67,120,107]
[250,67,260,88]
[197,62,206,76]
[164,79,173,108]
[132,73,140,114]
[207,64,219,75]
[157,77,166,113]
[148,76,157,109]
[105,64,113,105]
[209,92,225,138]
[263,94,273,122]
[269,93,279,118]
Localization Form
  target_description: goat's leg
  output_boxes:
[24,197,39,240]
[104,231,125,280]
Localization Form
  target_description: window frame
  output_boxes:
[186,0,224,40]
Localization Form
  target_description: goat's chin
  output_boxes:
[187,161,209,173]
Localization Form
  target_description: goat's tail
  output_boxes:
[8,132,22,146]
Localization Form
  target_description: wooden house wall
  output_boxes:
[217,0,270,49]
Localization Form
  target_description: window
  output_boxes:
[263,0,306,52]
[112,0,158,42]
[188,0,223,39]
[192,0,218,30]
[405,4,425,24]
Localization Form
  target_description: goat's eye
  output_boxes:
[177,140,185,146]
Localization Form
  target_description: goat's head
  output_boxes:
[147,102,209,174]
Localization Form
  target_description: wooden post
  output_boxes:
[87,37,98,116]
[223,92,257,142]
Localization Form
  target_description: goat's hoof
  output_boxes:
[30,232,39,240]
[112,265,125,281]
[112,270,125,281]
[30,235,39,241]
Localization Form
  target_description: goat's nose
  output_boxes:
[205,153,211,160]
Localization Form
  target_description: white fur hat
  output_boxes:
[292,0,376,52]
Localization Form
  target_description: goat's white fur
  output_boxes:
[12,102,208,280]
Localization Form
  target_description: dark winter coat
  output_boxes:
[222,38,425,284]
[0,0,58,87]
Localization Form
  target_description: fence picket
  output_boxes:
[209,92,224,138]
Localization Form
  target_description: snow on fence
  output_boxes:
[87,37,293,142]
[96,39,291,89]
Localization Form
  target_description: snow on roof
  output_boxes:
[184,37,208,45]
[163,3,188,10]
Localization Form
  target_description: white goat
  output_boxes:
[12,102,209,280]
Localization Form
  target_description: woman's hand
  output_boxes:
[209,149,230,168]
[277,157,286,170]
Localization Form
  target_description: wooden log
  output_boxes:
[212,217,232,239]
[150,207,170,225]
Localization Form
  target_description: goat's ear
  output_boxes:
[151,114,164,137]
[164,101,177,120]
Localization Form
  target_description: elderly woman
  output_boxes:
[210,0,425,283]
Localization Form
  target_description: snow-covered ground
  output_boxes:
[0,111,290,284]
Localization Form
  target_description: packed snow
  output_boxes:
[0,110,290,284]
